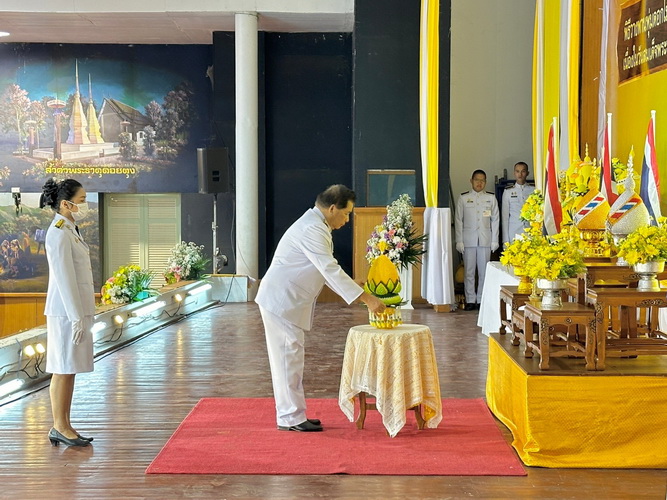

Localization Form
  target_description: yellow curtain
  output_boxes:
[533,0,562,192]
[420,0,439,207]
[566,0,580,169]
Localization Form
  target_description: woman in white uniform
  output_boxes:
[40,178,96,447]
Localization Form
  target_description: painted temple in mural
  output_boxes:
[30,62,150,162]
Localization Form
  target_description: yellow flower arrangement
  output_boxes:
[616,218,667,265]
[611,157,640,196]
[519,190,545,224]
[500,231,542,269]
[523,232,586,281]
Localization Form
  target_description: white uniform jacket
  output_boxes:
[255,207,363,331]
[44,214,96,321]
[455,190,500,248]
[501,183,535,244]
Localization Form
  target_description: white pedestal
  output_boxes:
[399,265,414,310]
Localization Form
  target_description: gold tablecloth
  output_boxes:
[338,324,442,437]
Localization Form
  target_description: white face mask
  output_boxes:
[69,202,89,221]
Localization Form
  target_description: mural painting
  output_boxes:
[0,44,212,194]
[0,192,101,293]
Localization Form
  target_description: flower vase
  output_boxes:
[369,306,402,329]
[513,267,532,294]
[632,261,665,292]
[399,265,414,310]
[536,278,568,309]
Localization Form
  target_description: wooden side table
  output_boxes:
[499,286,531,337]
[586,288,667,370]
[523,303,596,370]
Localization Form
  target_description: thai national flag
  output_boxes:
[601,113,617,205]
[543,122,562,235]
[640,111,661,224]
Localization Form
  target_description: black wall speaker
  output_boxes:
[197,147,229,194]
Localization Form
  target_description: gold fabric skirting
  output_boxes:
[485,336,667,468]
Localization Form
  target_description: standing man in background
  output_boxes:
[502,161,535,247]
[455,170,500,311]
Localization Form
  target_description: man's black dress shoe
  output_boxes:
[464,303,476,311]
[278,420,323,432]
[307,418,321,426]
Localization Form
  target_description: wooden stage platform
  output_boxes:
[486,333,667,468]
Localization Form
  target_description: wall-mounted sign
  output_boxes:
[618,0,667,84]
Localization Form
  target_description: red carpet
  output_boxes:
[146,398,526,475]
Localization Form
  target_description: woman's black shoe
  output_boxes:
[77,433,94,442]
[48,428,90,447]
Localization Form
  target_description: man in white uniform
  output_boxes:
[455,170,500,311]
[501,161,535,246]
[256,185,385,432]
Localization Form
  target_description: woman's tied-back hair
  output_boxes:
[316,184,356,209]
[39,178,83,211]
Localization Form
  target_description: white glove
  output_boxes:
[456,242,464,253]
[491,243,499,252]
[72,319,84,345]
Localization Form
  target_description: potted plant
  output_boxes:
[101,264,156,304]
[524,232,586,308]
[617,220,667,291]
[164,241,210,284]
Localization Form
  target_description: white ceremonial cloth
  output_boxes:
[421,207,455,305]
[477,262,519,335]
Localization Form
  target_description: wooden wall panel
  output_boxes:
[580,0,604,157]
[352,207,425,303]
[0,294,46,339]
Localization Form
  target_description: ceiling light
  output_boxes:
[23,345,36,357]
[0,32,10,38]
[35,343,46,354]
[174,293,183,302]
[113,314,125,325]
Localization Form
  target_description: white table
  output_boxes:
[477,262,519,335]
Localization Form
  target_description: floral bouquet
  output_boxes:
[616,219,667,265]
[365,194,427,270]
[500,232,543,269]
[101,265,156,304]
[523,232,586,281]
[164,241,210,284]
[519,190,545,225]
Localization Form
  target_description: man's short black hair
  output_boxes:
[514,161,529,171]
[471,169,487,179]
[316,184,356,209]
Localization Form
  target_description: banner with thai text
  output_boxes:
[619,0,667,84]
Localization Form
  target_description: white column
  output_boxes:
[235,12,259,282]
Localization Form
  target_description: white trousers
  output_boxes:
[259,305,307,427]
[463,246,490,303]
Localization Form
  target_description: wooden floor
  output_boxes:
[1,302,666,499]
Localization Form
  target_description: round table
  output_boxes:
[338,323,442,437]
